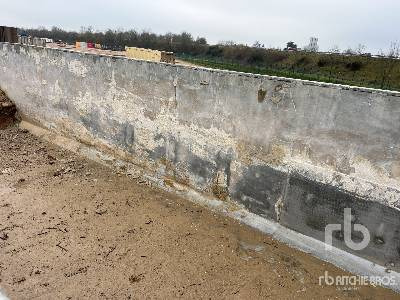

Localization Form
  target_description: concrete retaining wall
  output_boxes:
[1,43,400,272]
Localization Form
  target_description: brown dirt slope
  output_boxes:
[0,90,16,129]
[0,126,398,299]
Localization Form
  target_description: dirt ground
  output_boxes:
[0,91,16,129]
[0,125,398,299]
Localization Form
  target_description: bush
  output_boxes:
[346,61,363,71]
[296,56,311,66]
[206,45,223,57]
[247,50,264,64]
[317,59,328,67]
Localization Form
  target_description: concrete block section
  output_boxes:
[280,173,400,271]
[232,165,287,221]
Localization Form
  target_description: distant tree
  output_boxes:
[195,37,207,45]
[343,47,355,55]
[192,37,208,55]
[286,41,297,50]
[355,44,366,55]
[388,41,400,58]
[380,41,400,89]
[252,41,263,48]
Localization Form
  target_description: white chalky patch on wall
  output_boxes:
[68,60,88,77]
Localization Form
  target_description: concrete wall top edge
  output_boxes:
[2,42,399,97]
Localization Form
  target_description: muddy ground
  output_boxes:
[0,125,398,299]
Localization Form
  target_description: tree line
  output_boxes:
[20,26,400,90]
[20,26,209,54]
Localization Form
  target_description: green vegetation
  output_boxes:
[178,49,400,91]
[21,27,400,91]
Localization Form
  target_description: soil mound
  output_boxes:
[0,89,16,128]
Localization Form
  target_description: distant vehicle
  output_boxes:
[56,40,66,47]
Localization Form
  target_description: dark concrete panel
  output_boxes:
[280,173,400,271]
[232,165,287,220]
[79,108,135,152]
[149,134,232,190]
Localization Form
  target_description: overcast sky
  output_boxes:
[2,0,399,53]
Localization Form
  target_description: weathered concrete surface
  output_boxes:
[1,43,400,273]
[1,126,398,299]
